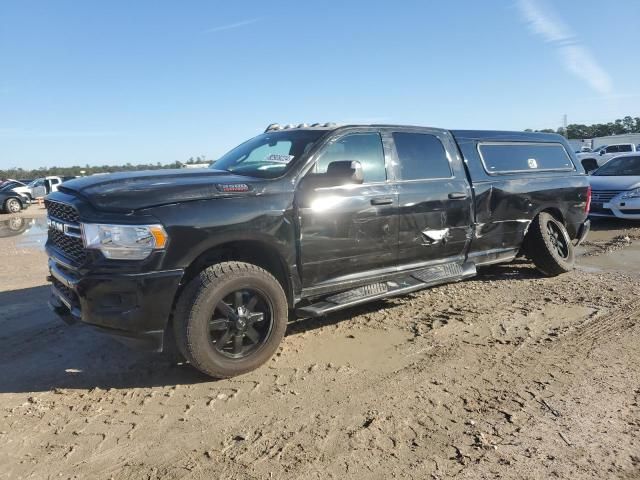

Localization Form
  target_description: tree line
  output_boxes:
[4,117,640,180]
[0,156,211,181]
[526,115,640,139]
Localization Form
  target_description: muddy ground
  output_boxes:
[1,207,639,479]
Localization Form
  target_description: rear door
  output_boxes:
[389,129,473,267]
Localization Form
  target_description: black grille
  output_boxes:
[591,190,624,203]
[45,200,80,223]
[49,228,87,263]
[46,199,86,263]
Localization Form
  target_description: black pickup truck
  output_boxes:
[46,124,591,378]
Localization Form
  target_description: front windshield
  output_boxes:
[594,156,640,176]
[212,130,326,179]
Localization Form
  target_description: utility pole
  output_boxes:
[562,114,568,137]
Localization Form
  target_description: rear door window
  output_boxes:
[392,132,452,180]
[478,142,575,174]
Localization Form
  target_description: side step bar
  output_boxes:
[296,262,476,318]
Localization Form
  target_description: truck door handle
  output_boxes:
[370,197,394,206]
[448,192,468,200]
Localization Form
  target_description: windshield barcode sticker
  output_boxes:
[266,154,294,164]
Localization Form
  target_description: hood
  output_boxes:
[60,168,264,211]
[589,175,640,191]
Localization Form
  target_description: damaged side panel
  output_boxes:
[452,132,587,265]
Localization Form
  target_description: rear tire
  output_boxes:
[525,212,575,276]
[173,261,288,378]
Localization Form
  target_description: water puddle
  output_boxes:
[577,244,640,275]
[0,217,48,250]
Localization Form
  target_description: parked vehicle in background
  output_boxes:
[0,179,27,193]
[589,153,640,220]
[0,179,32,200]
[0,190,30,213]
[45,124,590,378]
[27,176,66,198]
[577,143,638,173]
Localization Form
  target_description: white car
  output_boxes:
[577,143,638,172]
[589,153,640,220]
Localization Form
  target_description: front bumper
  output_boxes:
[592,197,640,220]
[48,257,184,352]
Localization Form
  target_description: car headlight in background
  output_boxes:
[620,188,640,200]
[82,223,168,260]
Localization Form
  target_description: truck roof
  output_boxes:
[450,130,566,143]
[264,123,568,144]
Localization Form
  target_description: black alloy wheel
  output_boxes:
[525,212,575,276]
[210,288,273,359]
[173,261,289,378]
[546,220,569,259]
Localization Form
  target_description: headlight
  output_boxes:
[82,223,168,260]
[621,188,640,199]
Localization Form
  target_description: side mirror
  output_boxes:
[325,160,364,185]
[600,150,605,156]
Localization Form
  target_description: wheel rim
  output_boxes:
[209,288,273,359]
[546,220,569,259]
[7,199,20,213]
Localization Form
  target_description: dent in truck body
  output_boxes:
[452,130,588,265]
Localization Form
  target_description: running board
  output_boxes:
[296,262,476,318]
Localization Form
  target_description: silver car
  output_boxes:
[589,153,640,220]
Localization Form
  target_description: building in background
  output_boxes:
[567,139,592,152]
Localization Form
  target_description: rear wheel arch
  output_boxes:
[539,207,565,225]
[523,211,575,276]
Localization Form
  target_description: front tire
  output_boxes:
[173,261,288,378]
[525,212,575,276]
[4,198,22,214]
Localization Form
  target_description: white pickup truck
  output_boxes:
[577,143,638,172]
[24,176,67,199]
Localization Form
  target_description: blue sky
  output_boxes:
[1,0,639,169]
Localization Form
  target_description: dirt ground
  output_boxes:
[1,207,639,480]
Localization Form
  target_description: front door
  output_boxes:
[296,130,398,288]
